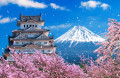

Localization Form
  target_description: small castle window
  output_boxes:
[35,25,37,27]
[19,50,20,52]
[22,42,25,44]
[24,25,25,27]
[16,42,19,44]
[27,25,28,27]
[25,35,28,37]
[30,25,31,27]
[48,50,50,52]
[39,42,41,44]
[44,42,47,44]
[33,25,34,27]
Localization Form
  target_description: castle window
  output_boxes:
[33,25,34,27]
[42,50,44,52]
[39,42,41,44]
[35,25,37,27]
[44,42,47,44]
[27,25,28,27]
[24,25,25,27]
[30,25,31,27]
[19,50,20,52]
[22,42,25,44]
[16,42,19,44]
[48,50,50,52]
[25,35,28,37]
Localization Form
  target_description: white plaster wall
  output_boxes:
[35,41,49,46]
[22,49,36,53]
[13,41,49,46]
[43,49,53,53]
[13,41,22,45]
[20,48,53,54]
[20,23,43,29]
[11,48,54,54]
[10,49,21,53]
[7,56,14,61]
[13,41,29,45]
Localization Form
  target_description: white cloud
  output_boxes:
[100,3,109,10]
[81,1,101,8]
[0,0,9,6]
[80,0,109,10]
[0,16,17,24]
[50,3,70,11]
[0,0,47,9]
[0,1,70,11]
[44,23,72,30]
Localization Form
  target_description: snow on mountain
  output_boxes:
[55,26,105,47]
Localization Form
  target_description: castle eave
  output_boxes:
[17,20,45,26]
[7,45,57,49]
[12,30,50,33]
[10,38,53,41]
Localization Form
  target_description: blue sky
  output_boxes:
[0,0,120,55]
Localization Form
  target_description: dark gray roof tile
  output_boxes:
[20,16,42,22]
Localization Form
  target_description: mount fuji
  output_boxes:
[55,26,105,64]
[55,26,104,47]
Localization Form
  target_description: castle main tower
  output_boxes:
[3,13,57,61]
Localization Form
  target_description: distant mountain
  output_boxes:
[55,26,104,47]
[55,26,104,64]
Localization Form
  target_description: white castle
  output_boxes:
[3,13,57,61]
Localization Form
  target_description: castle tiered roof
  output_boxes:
[20,15,43,22]
[12,27,50,33]
[17,14,45,26]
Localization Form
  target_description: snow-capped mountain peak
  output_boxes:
[55,26,105,47]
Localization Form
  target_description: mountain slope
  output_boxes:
[55,26,104,47]
[55,42,99,64]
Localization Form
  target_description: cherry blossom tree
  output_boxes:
[0,49,87,78]
[0,19,120,78]
[85,19,120,78]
